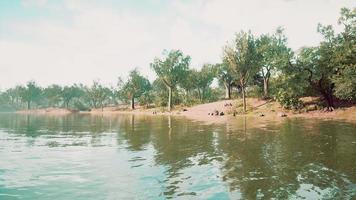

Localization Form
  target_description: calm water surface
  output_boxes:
[0,113,355,199]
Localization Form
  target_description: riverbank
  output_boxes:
[16,98,356,124]
[88,98,356,124]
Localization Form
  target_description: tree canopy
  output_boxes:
[151,50,190,111]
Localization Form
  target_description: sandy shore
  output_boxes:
[15,99,356,124]
[88,99,356,124]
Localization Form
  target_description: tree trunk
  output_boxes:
[242,86,246,113]
[168,87,172,112]
[27,101,31,110]
[321,90,334,111]
[317,79,335,111]
[224,83,231,99]
[263,78,269,98]
[131,96,135,110]
[198,89,202,102]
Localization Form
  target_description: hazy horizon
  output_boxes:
[0,0,355,89]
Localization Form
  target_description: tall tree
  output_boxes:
[120,69,151,109]
[19,81,42,110]
[256,28,292,98]
[151,50,190,111]
[223,31,259,112]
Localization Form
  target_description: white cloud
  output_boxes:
[0,0,355,89]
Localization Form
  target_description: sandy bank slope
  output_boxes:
[178,100,235,124]
[86,98,356,124]
[176,99,356,124]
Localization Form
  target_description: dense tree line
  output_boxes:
[0,7,354,112]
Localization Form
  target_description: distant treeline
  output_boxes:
[0,7,355,112]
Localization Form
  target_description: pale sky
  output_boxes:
[0,0,354,89]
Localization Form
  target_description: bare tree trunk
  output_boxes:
[168,87,172,112]
[224,83,231,99]
[263,78,269,98]
[242,86,246,113]
[27,101,31,110]
[131,96,135,110]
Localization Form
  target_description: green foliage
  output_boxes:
[273,58,310,109]
[223,31,260,112]
[275,90,303,110]
[290,7,356,108]
[150,50,190,110]
[332,8,356,101]
[256,27,293,97]
[224,31,259,83]
[0,86,23,110]
[182,64,215,103]
[333,64,356,101]
[43,84,63,107]
[86,81,112,110]
[19,81,42,109]
[119,69,151,109]
[62,84,84,108]
[138,90,154,108]
[246,85,262,98]
[151,50,190,88]
[214,62,235,99]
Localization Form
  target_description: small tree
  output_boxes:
[86,81,112,111]
[62,84,83,109]
[151,50,190,111]
[193,64,215,102]
[214,62,235,99]
[120,69,151,110]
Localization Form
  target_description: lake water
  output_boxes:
[0,113,355,199]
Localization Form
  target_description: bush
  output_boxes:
[275,90,303,109]
[271,73,306,110]
[139,91,154,108]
